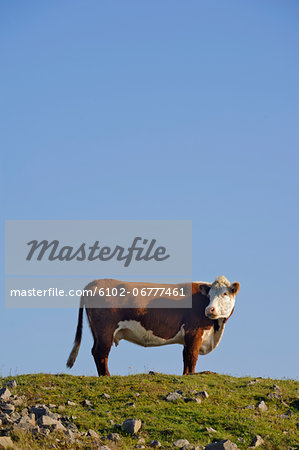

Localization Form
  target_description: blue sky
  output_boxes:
[1,0,298,379]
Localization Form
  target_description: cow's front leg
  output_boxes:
[183,330,203,374]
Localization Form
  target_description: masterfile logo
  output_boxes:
[6,220,191,276]
[26,237,170,267]
[5,220,192,307]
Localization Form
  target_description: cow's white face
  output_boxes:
[200,276,240,320]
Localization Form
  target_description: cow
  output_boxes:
[66,276,240,375]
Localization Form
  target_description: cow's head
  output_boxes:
[200,276,240,320]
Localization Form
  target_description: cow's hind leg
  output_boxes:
[92,338,113,376]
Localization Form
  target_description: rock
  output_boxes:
[0,403,15,415]
[1,413,14,425]
[65,429,76,442]
[107,433,121,442]
[9,411,21,422]
[38,415,62,427]
[122,418,142,434]
[206,427,217,433]
[16,414,36,429]
[98,447,111,450]
[126,402,136,407]
[267,392,282,399]
[205,439,239,449]
[40,428,51,437]
[135,392,141,397]
[30,404,52,418]
[11,395,25,407]
[0,388,11,401]
[58,405,66,412]
[197,391,209,399]
[102,393,111,399]
[138,438,146,444]
[52,421,66,432]
[4,380,17,389]
[243,405,255,410]
[87,429,99,439]
[37,414,55,426]
[135,446,145,449]
[64,421,78,433]
[149,371,156,375]
[82,399,92,407]
[250,435,264,447]
[67,400,76,406]
[173,439,190,447]
[256,401,268,412]
[149,440,161,447]
[176,390,184,395]
[109,419,115,425]
[0,436,14,449]
[31,425,41,435]
[184,397,201,404]
[273,384,281,391]
[166,392,182,402]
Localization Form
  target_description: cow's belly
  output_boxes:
[113,320,185,347]
[199,320,225,355]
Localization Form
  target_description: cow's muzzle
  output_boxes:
[205,306,218,319]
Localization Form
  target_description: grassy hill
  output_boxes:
[0,372,298,449]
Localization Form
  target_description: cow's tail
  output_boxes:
[66,295,84,368]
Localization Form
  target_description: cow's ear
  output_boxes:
[230,282,240,295]
[199,284,211,296]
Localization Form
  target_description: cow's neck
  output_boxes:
[199,318,226,355]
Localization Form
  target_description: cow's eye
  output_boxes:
[223,292,228,296]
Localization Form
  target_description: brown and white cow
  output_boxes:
[67,276,240,375]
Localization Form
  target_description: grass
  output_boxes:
[0,372,298,449]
